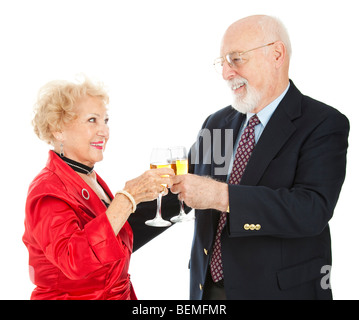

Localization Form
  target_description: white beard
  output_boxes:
[228,77,261,114]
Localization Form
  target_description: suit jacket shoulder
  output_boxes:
[201,105,241,129]
[301,94,349,129]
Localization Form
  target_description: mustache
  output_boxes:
[227,77,248,91]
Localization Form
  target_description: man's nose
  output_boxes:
[222,61,237,81]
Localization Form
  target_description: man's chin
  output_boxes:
[231,100,256,114]
[231,89,261,114]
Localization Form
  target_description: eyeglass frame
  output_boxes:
[213,42,276,72]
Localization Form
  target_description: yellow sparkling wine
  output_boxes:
[150,163,173,170]
[150,163,175,187]
[175,159,188,175]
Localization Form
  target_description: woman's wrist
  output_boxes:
[115,190,137,213]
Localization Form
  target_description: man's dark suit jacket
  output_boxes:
[128,80,349,300]
[187,81,349,300]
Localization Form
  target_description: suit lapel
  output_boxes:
[202,109,245,233]
[240,81,302,186]
[211,111,246,182]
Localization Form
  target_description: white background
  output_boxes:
[0,0,358,300]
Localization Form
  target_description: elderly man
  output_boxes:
[171,15,349,300]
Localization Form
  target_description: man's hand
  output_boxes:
[171,174,229,211]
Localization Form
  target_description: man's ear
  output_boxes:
[273,41,287,69]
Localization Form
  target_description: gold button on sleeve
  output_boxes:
[244,224,250,230]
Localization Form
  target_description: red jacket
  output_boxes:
[23,151,136,300]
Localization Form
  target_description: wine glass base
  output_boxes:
[170,214,195,223]
[145,217,172,227]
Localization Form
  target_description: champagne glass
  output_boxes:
[170,146,194,223]
[145,148,172,227]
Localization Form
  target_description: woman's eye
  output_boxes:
[89,118,96,123]
[105,118,109,124]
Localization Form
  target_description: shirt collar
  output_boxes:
[245,82,290,127]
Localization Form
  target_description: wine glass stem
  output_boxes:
[156,193,163,218]
[179,200,186,216]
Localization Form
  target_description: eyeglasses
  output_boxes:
[213,42,276,74]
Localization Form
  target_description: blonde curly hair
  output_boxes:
[32,77,109,145]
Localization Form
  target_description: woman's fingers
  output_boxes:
[148,167,174,188]
[124,168,175,204]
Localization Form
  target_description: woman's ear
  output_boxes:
[52,131,64,142]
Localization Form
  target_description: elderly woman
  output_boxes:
[22,78,174,300]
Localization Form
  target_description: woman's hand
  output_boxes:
[124,168,175,205]
[106,168,174,236]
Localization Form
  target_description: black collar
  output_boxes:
[55,152,94,175]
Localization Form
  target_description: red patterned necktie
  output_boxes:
[210,114,261,282]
